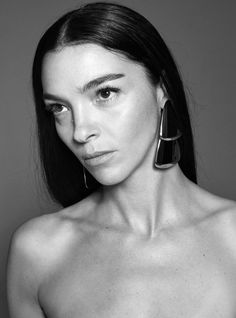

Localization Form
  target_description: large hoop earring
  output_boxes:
[83,166,89,189]
[154,100,182,169]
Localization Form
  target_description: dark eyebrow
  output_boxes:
[43,73,125,102]
[43,93,68,103]
[80,73,125,93]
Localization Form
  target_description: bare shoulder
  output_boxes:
[211,196,236,250]
[10,212,63,257]
[202,190,236,232]
[8,193,99,270]
[8,212,66,284]
[7,199,98,318]
[194,186,236,258]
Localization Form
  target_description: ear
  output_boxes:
[155,81,168,110]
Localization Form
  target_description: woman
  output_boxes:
[7,2,236,317]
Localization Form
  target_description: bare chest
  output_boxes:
[39,231,236,318]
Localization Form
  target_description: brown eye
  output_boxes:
[46,104,68,114]
[96,87,120,103]
[99,88,111,99]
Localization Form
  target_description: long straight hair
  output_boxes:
[32,2,197,207]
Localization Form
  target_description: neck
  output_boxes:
[99,163,193,239]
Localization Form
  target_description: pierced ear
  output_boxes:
[156,82,168,109]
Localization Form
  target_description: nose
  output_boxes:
[72,108,100,144]
[73,125,99,144]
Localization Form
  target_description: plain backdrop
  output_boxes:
[1,0,235,316]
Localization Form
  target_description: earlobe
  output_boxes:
[156,80,168,109]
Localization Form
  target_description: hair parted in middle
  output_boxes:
[32,2,197,207]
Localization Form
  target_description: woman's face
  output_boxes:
[42,44,163,185]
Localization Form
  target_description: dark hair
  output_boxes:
[32,1,197,207]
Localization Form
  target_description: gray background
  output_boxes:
[1,0,235,316]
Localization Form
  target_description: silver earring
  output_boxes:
[83,166,88,189]
[154,100,182,169]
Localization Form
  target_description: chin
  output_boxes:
[89,166,128,187]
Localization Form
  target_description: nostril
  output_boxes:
[73,126,99,144]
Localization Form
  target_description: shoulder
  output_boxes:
[188,181,236,247]
[7,212,64,307]
[7,197,99,303]
[8,194,100,270]
[190,182,236,226]
[200,191,236,231]
[8,212,65,275]
[10,211,64,247]
[10,207,82,259]
[196,189,236,258]
[211,197,236,247]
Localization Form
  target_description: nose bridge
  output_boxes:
[72,100,99,143]
[72,99,87,124]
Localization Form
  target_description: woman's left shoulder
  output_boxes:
[193,184,236,228]
[193,184,236,249]
[205,194,236,255]
[211,195,236,229]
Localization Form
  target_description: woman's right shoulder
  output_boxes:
[7,210,84,312]
[9,198,95,262]
[11,211,62,243]
[8,212,66,266]
[7,212,64,298]
[9,192,101,268]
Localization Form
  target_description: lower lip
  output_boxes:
[84,151,116,166]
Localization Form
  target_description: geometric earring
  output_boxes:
[154,100,182,169]
[83,166,89,189]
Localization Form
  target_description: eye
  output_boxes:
[96,87,120,103]
[45,103,68,115]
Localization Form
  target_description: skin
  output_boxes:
[7,44,236,318]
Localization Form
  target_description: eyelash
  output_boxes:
[45,103,68,115]
[95,86,120,103]
[45,86,121,115]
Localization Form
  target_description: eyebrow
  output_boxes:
[80,73,125,93]
[43,73,125,101]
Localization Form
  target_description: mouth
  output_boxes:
[83,151,116,166]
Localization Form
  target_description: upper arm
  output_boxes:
[7,222,46,318]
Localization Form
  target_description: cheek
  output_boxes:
[117,95,159,147]
[55,121,73,146]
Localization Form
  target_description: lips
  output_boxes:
[83,150,116,166]
[83,151,112,160]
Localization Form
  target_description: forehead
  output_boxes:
[42,44,148,88]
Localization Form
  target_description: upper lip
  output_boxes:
[83,150,115,160]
